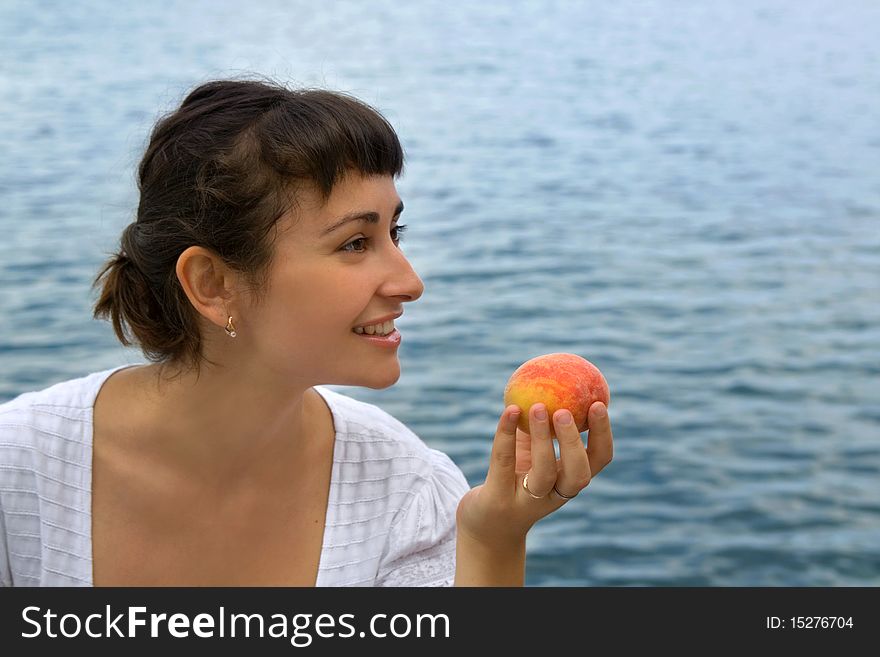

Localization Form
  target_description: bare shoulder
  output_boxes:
[92,365,156,453]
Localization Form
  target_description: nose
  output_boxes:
[379,242,424,303]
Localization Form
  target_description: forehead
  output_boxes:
[280,173,400,236]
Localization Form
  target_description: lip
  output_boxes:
[352,311,403,330]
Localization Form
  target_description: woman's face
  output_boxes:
[237,172,424,389]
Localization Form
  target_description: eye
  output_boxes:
[341,224,408,253]
[341,237,368,253]
[392,223,408,243]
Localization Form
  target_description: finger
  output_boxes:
[515,427,532,474]
[552,408,591,499]
[485,405,522,495]
[586,402,614,477]
[524,403,556,497]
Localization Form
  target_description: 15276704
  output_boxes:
[766,616,854,630]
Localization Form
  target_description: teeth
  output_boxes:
[354,320,395,336]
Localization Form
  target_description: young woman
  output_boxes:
[0,79,613,586]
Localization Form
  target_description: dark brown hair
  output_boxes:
[92,77,404,376]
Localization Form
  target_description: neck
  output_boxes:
[123,360,317,493]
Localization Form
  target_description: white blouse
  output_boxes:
[0,365,470,587]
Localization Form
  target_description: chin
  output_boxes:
[360,363,402,390]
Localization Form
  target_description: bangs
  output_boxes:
[260,89,405,202]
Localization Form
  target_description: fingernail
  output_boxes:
[534,405,547,421]
[509,406,520,420]
[556,410,572,425]
[595,404,607,418]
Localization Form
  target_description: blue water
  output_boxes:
[2,0,879,586]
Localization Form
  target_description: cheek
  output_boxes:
[264,273,370,333]
[255,254,387,326]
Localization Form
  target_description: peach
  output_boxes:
[503,353,610,436]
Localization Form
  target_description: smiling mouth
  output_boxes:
[352,319,395,336]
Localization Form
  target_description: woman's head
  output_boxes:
[93,78,421,384]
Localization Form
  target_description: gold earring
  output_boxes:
[224,316,237,338]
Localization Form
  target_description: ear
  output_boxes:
[175,246,238,329]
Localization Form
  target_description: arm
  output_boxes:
[454,529,525,587]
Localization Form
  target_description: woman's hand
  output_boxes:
[456,401,614,553]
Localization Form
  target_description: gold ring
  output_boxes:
[552,484,577,500]
[522,473,544,499]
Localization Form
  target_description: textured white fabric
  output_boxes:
[0,365,470,587]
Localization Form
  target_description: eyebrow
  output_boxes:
[321,200,405,236]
